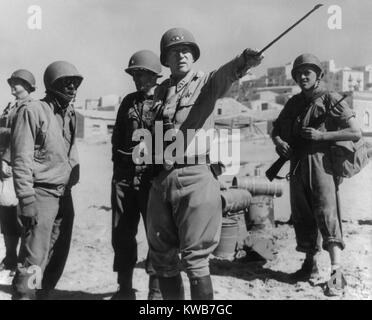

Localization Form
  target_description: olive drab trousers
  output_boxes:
[12,188,74,299]
[290,153,344,254]
[147,164,222,279]
[111,173,156,279]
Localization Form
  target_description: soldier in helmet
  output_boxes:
[111,50,162,300]
[0,69,35,275]
[271,53,362,296]
[146,28,263,300]
[10,61,83,300]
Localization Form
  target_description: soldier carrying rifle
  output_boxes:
[271,53,362,296]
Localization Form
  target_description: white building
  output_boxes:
[262,59,371,93]
[352,65,372,91]
[332,68,364,92]
[267,63,294,86]
[76,109,116,139]
[84,94,121,111]
[348,91,372,135]
[215,98,248,116]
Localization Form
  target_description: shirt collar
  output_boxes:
[15,96,33,107]
[301,82,327,103]
[44,95,73,117]
[170,70,195,93]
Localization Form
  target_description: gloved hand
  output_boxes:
[243,48,264,68]
[19,197,38,228]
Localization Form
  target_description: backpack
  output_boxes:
[325,94,369,178]
[329,138,369,178]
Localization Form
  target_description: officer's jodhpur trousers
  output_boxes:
[147,164,222,279]
[13,188,74,298]
[111,177,155,282]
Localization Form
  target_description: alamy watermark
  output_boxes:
[130,121,241,175]
[327,5,342,30]
[27,4,342,31]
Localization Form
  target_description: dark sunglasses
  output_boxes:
[59,77,81,88]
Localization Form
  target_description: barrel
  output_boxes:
[221,189,252,214]
[245,196,274,231]
[254,166,262,177]
[232,176,283,197]
[213,218,239,259]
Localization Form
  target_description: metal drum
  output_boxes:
[213,217,239,259]
[245,196,274,231]
[221,189,252,214]
[232,176,283,197]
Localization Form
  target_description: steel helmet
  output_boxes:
[7,69,36,92]
[43,61,83,91]
[291,53,324,80]
[160,27,200,66]
[125,50,162,76]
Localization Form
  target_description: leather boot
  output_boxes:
[148,275,163,300]
[158,274,185,300]
[290,256,320,283]
[111,269,136,300]
[190,275,214,300]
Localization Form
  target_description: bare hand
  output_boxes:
[275,141,292,158]
[301,127,323,141]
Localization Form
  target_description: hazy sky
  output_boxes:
[0,0,371,107]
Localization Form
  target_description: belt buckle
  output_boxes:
[56,185,65,193]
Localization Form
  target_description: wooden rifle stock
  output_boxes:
[266,94,348,181]
[265,156,288,181]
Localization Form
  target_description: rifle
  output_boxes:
[265,94,348,181]
[265,156,289,182]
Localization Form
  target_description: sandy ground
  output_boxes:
[0,137,371,300]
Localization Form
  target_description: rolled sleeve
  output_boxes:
[328,93,355,127]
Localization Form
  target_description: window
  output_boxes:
[364,111,370,127]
